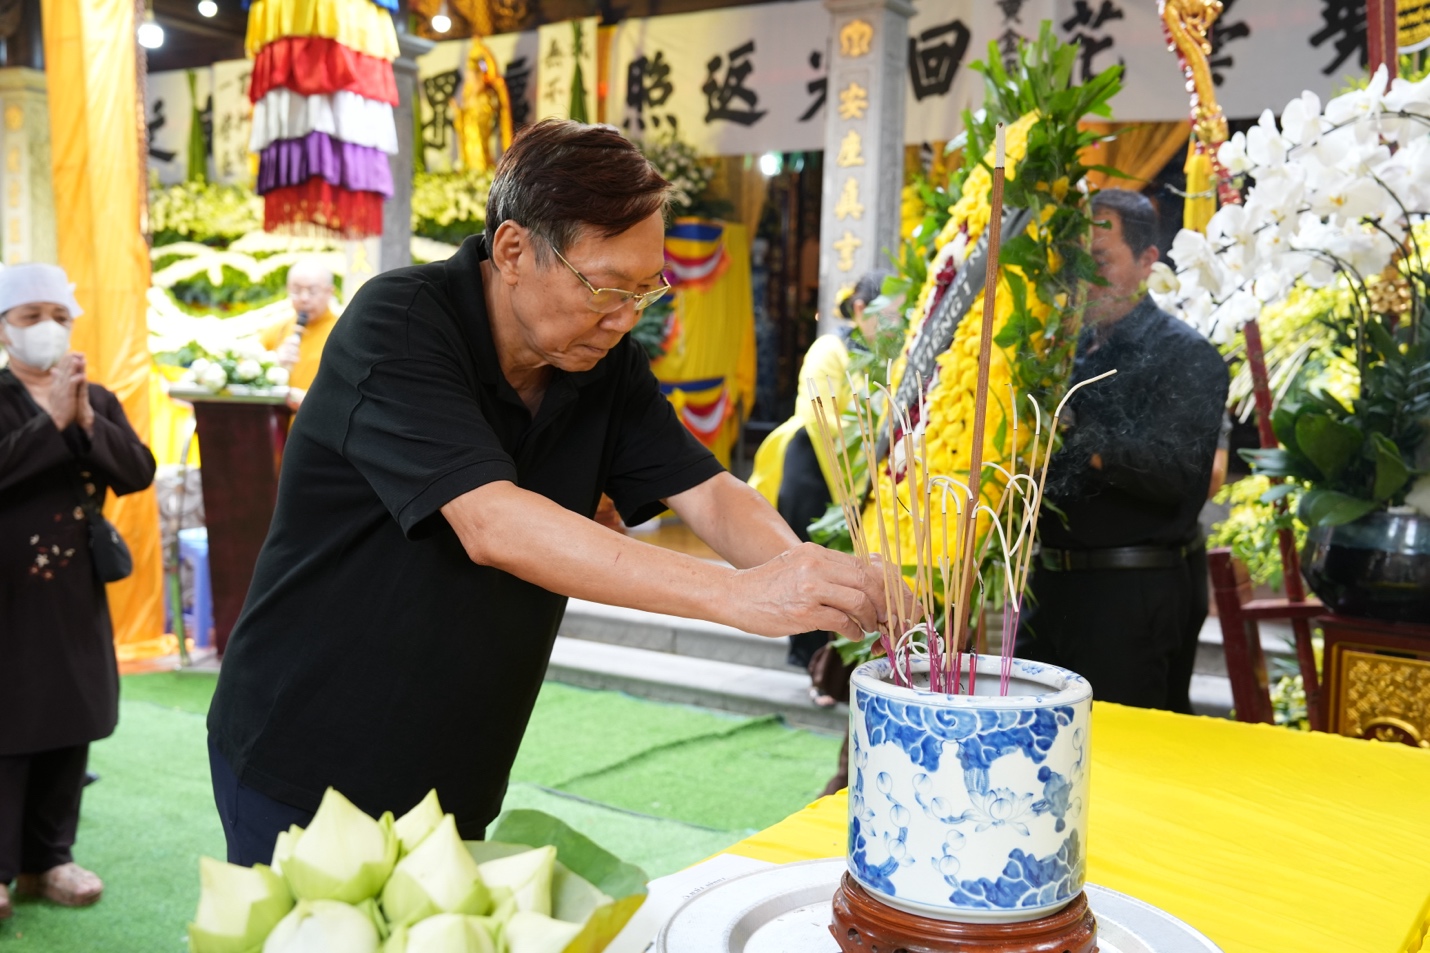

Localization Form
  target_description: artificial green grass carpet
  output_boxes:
[1,673,839,951]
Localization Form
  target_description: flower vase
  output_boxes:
[1302,510,1430,624]
[847,655,1092,924]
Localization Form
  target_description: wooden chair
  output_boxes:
[1207,548,1326,730]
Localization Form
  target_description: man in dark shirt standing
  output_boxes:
[207,121,903,865]
[1016,190,1229,713]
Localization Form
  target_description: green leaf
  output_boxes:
[1297,489,1379,527]
[1369,432,1411,502]
[1293,414,1363,482]
[1271,407,1300,455]
[1239,448,1307,479]
[1258,482,1296,504]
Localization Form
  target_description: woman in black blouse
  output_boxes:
[0,264,155,920]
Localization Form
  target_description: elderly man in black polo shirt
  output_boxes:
[207,120,902,865]
[1015,189,1229,714]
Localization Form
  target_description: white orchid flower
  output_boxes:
[188,857,294,953]
[1170,229,1226,298]
[1324,64,1390,127]
[1279,91,1323,146]
[1147,262,1180,297]
[1246,109,1288,168]
[1217,132,1252,176]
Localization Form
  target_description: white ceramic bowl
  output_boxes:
[847,655,1092,923]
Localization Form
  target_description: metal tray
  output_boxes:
[655,858,1223,953]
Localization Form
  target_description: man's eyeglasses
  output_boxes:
[550,243,671,314]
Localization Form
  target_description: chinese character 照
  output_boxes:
[703,40,767,126]
[625,50,676,132]
[838,81,869,121]
[1310,0,1366,76]
[799,50,827,123]
[1061,0,1125,82]
[908,19,972,102]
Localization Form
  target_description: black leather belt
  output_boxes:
[1039,543,1202,572]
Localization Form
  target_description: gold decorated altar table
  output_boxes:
[721,703,1430,953]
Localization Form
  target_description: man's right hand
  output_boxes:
[730,544,913,643]
[276,333,302,368]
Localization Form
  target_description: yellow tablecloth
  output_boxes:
[726,703,1430,953]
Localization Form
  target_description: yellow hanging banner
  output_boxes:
[42,0,166,660]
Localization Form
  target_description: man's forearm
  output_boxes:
[442,481,740,626]
[666,471,801,569]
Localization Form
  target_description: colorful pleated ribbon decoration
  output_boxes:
[664,218,730,292]
[246,0,399,237]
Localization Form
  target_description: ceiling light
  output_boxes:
[137,11,165,48]
[197,0,218,16]
[758,152,781,177]
[431,2,450,32]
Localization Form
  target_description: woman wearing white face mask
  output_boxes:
[0,263,156,921]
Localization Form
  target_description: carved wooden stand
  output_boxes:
[830,875,1097,953]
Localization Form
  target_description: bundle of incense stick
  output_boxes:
[806,122,1117,696]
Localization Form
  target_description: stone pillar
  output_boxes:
[0,67,56,265]
[380,31,436,273]
[818,0,913,332]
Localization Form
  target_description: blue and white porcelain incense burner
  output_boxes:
[847,655,1093,924]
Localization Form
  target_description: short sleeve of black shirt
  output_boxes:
[207,237,724,835]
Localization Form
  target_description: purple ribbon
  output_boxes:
[257,131,394,198]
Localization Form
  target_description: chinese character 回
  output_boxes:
[1061,0,1125,82]
[908,19,971,102]
[1310,0,1367,76]
[703,40,767,126]
[625,50,675,132]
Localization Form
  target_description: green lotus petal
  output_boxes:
[382,815,492,926]
[270,825,304,878]
[385,914,498,953]
[394,790,445,856]
[504,911,583,953]
[262,900,380,953]
[188,857,293,953]
[283,788,398,903]
[476,846,555,917]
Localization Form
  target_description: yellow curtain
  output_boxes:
[43,0,166,660]
[1080,121,1190,192]
[650,223,756,468]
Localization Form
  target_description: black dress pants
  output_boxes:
[0,744,90,883]
[209,736,315,867]
[1015,550,1206,713]
[778,427,835,669]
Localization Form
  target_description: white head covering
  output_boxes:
[0,263,84,318]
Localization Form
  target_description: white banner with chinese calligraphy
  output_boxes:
[211,60,255,186]
[535,17,599,124]
[146,69,211,186]
[607,0,830,155]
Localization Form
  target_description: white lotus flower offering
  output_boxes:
[382,815,492,926]
[188,857,294,953]
[265,365,290,388]
[476,846,556,917]
[270,825,304,878]
[283,788,399,903]
[382,913,499,953]
[394,789,445,856]
[504,911,584,953]
[262,899,382,953]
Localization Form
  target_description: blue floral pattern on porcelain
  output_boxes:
[846,656,1092,924]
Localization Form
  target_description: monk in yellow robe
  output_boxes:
[260,259,338,409]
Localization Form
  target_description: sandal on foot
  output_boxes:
[14,863,103,907]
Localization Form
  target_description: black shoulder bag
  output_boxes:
[69,468,133,583]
